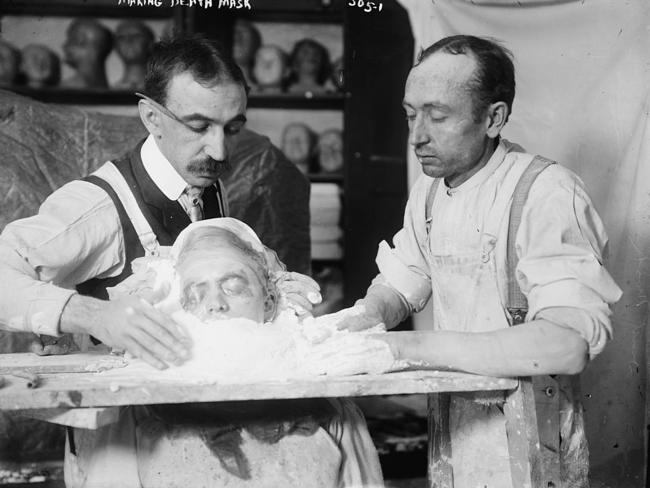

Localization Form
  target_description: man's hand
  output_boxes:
[31,334,78,356]
[61,294,191,370]
[334,300,385,332]
[304,333,397,376]
[274,271,322,316]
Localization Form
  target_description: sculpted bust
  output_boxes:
[317,129,343,174]
[281,123,316,174]
[114,20,155,90]
[0,40,20,86]
[288,39,330,94]
[252,45,289,94]
[21,44,61,88]
[62,18,113,89]
[232,19,261,89]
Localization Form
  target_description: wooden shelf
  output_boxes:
[4,87,347,109]
[5,87,347,109]
[5,87,139,105]
[308,172,343,183]
[1,0,174,18]
[312,258,343,266]
[248,92,346,110]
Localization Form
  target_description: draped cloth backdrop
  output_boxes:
[396,0,650,485]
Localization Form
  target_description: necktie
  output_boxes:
[185,186,204,222]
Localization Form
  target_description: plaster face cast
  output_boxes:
[317,129,343,173]
[62,18,113,89]
[105,218,397,383]
[175,227,275,323]
[288,39,330,94]
[329,56,344,91]
[281,123,315,174]
[253,45,289,93]
[232,19,261,85]
[114,20,154,89]
[21,44,60,88]
[0,40,20,86]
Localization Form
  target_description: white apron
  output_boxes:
[425,158,589,487]
[64,398,384,488]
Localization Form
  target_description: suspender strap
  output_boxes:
[506,155,556,325]
[505,155,561,488]
[76,174,144,300]
[92,161,161,257]
[424,178,441,235]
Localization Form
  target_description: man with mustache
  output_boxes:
[336,35,622,487]
[0,35,319,370]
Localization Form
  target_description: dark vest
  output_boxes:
[76,139,225,299]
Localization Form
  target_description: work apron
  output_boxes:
[65,398,384,488]
[425,162,589,487]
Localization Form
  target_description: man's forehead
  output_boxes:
[404,51,477,103]
[166,72,247,114]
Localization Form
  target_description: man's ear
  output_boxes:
[485,101,509,139]
[138,99,162,138]
[263,288,278,322]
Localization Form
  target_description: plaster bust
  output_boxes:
[114,20,155,90]
[317,129,343,174]
[62,18,113,89]
[329,56,344,91]
[281,122,317,174]
[176,226,277,323]
[232,19,261,88]
[252,45,289,94]
[0,40,21,86]
[288,39,330,94]
[21,44,61,88]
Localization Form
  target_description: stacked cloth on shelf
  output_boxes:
[309,183,343,260]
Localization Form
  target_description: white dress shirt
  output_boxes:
[0,135,192,336]
[374,139,622,358]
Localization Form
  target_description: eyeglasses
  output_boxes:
[136,92,247,136]
[136,92,203,132]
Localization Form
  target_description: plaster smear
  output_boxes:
[100,306,397,384]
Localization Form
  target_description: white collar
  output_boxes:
[444,138,512,194]
[141,135,188,201]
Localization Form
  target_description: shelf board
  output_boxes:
[311,258,343,266]
[248,92,345,110]
[5,87,347,109]
[308,172,343,183]
[1,0,174,18]
[5,87,139,105]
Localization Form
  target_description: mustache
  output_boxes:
[186,158,230,174]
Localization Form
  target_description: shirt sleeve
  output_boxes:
[0,180,125,336]
[516,165,622,358]
[373,175,433,313]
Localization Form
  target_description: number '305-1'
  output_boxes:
[348,0,383,13]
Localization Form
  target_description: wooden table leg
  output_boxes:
[428,393,453,488]
[503,378,544,488]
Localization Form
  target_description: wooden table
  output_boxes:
[0,352,550,488]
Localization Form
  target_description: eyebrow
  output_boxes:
[402,101,451,111]
[180,112,247,126]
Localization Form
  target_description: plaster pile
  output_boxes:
[126,307,395,383]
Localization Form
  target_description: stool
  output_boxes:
[428,376,561,488]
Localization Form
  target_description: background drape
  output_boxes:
[396,0,650,485]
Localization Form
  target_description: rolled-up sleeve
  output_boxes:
[373,175,433,313]
[0,181,125,336]
[516,166,622,358]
